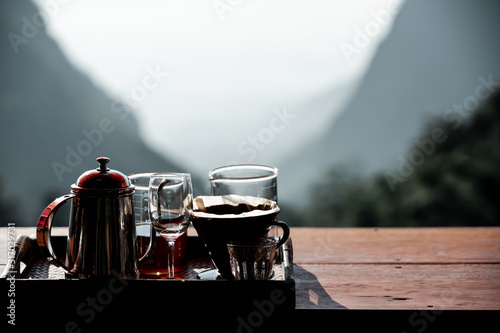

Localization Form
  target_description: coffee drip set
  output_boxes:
[36,157,290,281]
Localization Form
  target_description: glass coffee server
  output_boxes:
[148,173,193,279]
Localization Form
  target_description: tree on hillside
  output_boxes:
[300,89,500,227]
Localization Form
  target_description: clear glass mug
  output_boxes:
[128,172,187,278]
[227,238,278,280]
[208,164,284,262]
[209,165,278,202]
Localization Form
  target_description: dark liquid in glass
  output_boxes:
[137,223,187,277]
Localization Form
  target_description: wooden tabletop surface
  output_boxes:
[291,227,500,310]
[1,226,499,311]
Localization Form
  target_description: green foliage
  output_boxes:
[294,90,500,227]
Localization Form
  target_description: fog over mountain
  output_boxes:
[279,0,500,206]
[1,0,499,226]
[0,0,190,226]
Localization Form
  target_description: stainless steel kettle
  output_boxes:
[36,157,154,279]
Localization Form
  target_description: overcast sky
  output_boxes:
[33,0,401,175]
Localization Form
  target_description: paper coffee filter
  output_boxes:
[193,195,279,218]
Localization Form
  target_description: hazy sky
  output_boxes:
[33,0,401,175]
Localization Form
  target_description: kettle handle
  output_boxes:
[36,194,75,271]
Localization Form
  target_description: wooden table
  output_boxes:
[292,227,500,310]
[1,227,499,331]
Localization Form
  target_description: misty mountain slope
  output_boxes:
[279,0,500,206]
[300,88,500,227]
[0,0,187,226]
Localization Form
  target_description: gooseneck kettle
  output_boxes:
[37,157,155,279]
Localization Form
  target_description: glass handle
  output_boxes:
[138,222,156,265]
[270,220,290,249]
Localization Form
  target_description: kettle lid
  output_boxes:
[72,157,133,192]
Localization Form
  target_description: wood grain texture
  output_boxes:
[291,227,500,264]
[295,263,500,310]
[290,227,500,310]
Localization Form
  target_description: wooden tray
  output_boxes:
[1,232,295,332]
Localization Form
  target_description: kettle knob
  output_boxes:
[97,157,110,172]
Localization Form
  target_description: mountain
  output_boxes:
[278,0,500,207]
[0,0,192,226]
[298,88,500,227]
